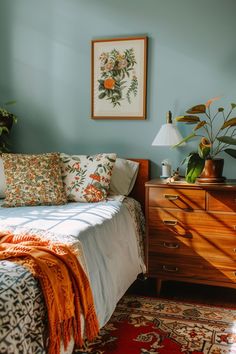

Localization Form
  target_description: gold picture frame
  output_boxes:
[91,36,148,120]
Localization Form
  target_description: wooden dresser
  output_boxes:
[145,179,236,294]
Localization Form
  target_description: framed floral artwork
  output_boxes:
[91,36,148,120]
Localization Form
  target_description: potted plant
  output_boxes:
[173,97,236,183]
[0,100,17,152]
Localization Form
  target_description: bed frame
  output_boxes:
[129,159,150,211]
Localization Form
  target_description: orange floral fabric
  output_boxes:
[0,231,99,354]
[60,153,116,202]
[2,153,67,207]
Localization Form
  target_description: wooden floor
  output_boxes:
[128,277,236,308]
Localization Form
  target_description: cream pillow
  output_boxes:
[0,157,6,198]
[60,153,116,202]
[109,158,139,196]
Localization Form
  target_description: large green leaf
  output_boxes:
[217,136,236,145]
[224,148,236,158]
[186,104,206,114]
[184,152,205,183]
[172,132,196,148]
[175,115,200,123]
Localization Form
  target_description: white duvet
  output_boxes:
[0,197,145,353]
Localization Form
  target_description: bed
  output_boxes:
[0,154,150,354]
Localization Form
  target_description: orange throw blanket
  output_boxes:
[0,231,99,354]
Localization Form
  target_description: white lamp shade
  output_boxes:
[152,123,185,146]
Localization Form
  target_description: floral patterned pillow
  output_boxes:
[2,153,67,207]
[60,153,116,202]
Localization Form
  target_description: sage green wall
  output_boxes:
[0,0,236,177]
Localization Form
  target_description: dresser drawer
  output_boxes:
[149,234,236,261]
[148,254,236,283]
[148,208,236,238]
[148,187,206,210]
[208,190,236,212]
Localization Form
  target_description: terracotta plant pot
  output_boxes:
[197,158,226,183]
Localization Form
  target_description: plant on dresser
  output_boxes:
[173,97,236,183]
[145,178,236,295]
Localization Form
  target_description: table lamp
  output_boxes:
[152,111,185,177]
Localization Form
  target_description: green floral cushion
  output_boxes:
[60,153,116,202]
[2,153,67,207]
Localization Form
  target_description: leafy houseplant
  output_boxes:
[174,97,236,183]
[0,101,17,152]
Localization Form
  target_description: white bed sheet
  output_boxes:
[0,198,145,330]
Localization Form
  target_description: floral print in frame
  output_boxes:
[91,36,148,120]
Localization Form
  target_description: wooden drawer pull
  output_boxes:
[163,220,177,226]
[163,242,180,249]
[162,265,179,272]
[164,194,179,200]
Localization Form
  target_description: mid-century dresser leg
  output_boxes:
[156,279,162,296]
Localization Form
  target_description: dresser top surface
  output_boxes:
[145,178,236,191]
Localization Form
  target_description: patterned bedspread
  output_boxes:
[0,198,145,354]
[0,260,46,354]
[0,230,87,354]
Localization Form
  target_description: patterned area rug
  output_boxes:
[75,295,236,354]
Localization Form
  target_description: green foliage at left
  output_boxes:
[0,101,17,152]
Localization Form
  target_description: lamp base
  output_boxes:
[161,160,171,178]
